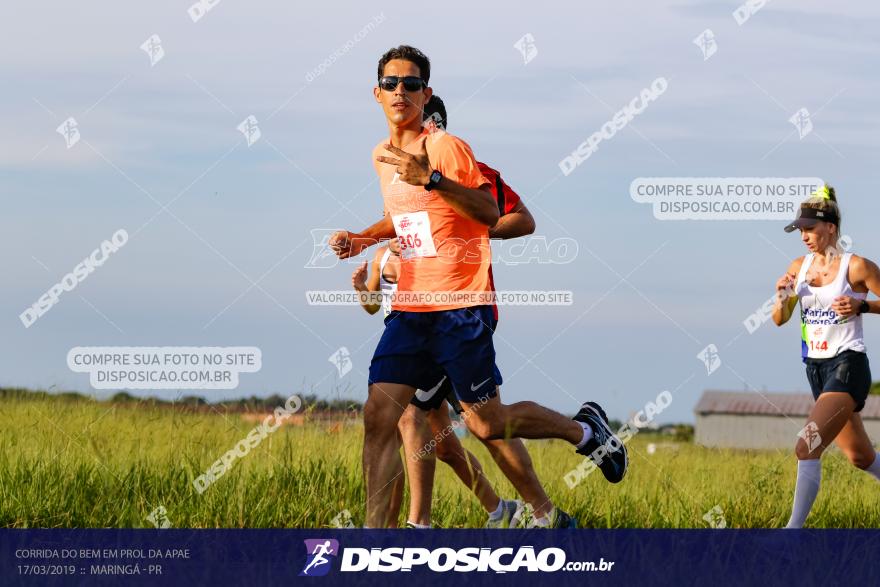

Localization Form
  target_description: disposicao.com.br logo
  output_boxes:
[300,540,613,575]
[300,539,340,577]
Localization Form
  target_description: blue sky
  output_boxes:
[3,1,880,423]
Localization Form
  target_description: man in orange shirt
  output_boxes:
[389,95,562,529]
[331,45,627,528]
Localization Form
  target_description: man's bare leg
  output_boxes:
[388,474,404,528]
[427,407,500,513]
[461,391,583,443]
[398,404,436,526]
[429,404,552,518]
[363,382,416,528]
[481,437,552,518]
[460,389,627,489]
[387,431,406,528]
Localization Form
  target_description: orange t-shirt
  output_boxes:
[372,130,492,312]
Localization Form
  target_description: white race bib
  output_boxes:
[808,325,833,357]
[392,211,437,260]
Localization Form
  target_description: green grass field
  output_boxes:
[1,395,878,529]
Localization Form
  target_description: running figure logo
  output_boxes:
[423,111,446,135]
[140,34,165,67]
[146,505,171,529]
[299,539,339,577]
[696,344,721,375]
[789,108,813,139]
[56,117,80,149]
[329,509,355,528]
[328,347,352,377]
[307,229,341,269]
[798,421,822,453]
[237,115,262,147]
[513,33,538,65]
[692,29,717,61]
[702,505,726,529]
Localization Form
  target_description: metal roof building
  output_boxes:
[694,390,880,449]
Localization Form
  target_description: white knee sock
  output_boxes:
[863,452,880,482]
[785,459,821,529]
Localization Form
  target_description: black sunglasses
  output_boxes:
[378,76,426,92]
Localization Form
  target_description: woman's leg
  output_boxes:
[786,392,855,528]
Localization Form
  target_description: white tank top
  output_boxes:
[795,252,866,359]
[378,248,398,317]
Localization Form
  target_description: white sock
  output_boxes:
[785,459,821,529]
[863,452,880,482]
[407,521,431,529]
[532,507,556,528]
[576,422,594,449]
[488,500,505,520]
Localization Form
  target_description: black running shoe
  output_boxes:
[573,401,628,483]
[551,509,578,529]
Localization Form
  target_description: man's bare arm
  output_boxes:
[375,143,499,226]
[330,216,395,259]
[432,179,499,226]
[489,201,536,240]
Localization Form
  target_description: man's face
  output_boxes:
[374,59,432,128]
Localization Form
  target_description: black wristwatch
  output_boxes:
[425,170,442,191]
[859,300,870,315]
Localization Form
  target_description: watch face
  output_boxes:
[430,171,442,183]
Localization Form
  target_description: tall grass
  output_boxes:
[1,396,877,528]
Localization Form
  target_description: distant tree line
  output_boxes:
[0,387,364,412]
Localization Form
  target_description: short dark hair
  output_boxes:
[423,95,447,129]
[377,45,431,84]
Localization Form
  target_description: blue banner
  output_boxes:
[2,529,878,586]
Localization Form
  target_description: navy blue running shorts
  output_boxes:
[369,305,501,406]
